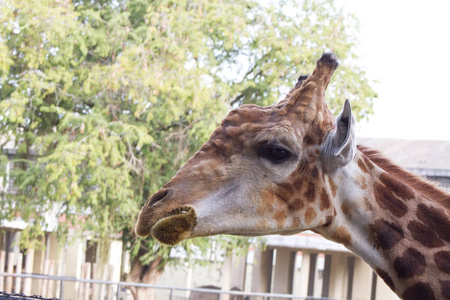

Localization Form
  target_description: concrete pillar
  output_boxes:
[308,253,318,296]
[352,257,373,300]
[231,252,246,290]
[107,240,122,282]
[46,233,58,261]
[62,240,84,299]
[23,249,34,295]
[222,252,232,300]
[0,231,4,251]
[31,236,45,294]
[321,254,332,297]
[272,248,295,295]
[186,266,193,298]
[294,250,312,298]
[244,249,254,292]
[328,252,349,300]
[251,248,274,293]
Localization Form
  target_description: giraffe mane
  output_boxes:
[357,145,450,210]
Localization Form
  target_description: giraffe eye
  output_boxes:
[259,145,292,164]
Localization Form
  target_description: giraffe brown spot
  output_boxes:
[341,200,353,217]
[328,177,338,197]
[379,172,415,200]
[402,283,435,300]
[303,134,316,146]
[319,187,331,211]
[292,215,301,227]
[373,181,408,217]
[358,158,369,174]
[417,204,450,243]
[274,210,287,227]
[332,226,352,246]
[393,248,426,278]
[356,175,367,189]
[275,183,295,203]
[309,116,325,136]
[434,251,450,274]
[441,280,450,299]
[375,268,395,291]
[258,190,276,214]
[371,219,404,250]
[304,181,316,202]
[288,197,304,211]
[305,207,317,226]
[310,167,319,180]
[407,220,444,248]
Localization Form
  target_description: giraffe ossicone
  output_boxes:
[135,52,450,300]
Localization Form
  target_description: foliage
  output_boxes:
[0,0,376,273]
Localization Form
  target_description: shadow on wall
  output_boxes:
[189,285,245,300]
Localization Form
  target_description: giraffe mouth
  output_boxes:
[150,205,198,246]
[164,206,193,217]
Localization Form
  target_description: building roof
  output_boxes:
[266,231,349,252]
[357,138,450,177]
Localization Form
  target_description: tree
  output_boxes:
[0,0,376,299]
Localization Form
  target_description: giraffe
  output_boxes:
[135,53,450,300]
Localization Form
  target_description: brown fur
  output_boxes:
[332,226,352,246]
[402,282,436,300]
[304,207,317,225]
[434,251,450,274]
[376,268,395,291]
[393,248,427,278]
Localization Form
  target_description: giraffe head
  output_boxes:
[135,53,356,245]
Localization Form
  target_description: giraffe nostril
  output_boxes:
[148,188,173,206]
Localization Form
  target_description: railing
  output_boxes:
[0,272,337,300]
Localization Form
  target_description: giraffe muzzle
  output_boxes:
[150,205,198,245]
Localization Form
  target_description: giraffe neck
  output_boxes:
[317,147,450,300]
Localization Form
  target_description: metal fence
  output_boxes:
[0,272,336,300]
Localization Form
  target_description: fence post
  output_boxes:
[59,278,65,299]
[14,253,23,293]
[23,249,34,295]
[84,263,91,300]
[99,264,108,300]
[116,282,121,300]
[91,263,98,300]
[0,251,6,291]
[6,252,14,292]
[106,265,114,300]
[47,260,55,298]
[42,259,50,296]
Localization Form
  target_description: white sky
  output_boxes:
[338,0,450,140]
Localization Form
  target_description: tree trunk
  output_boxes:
[126,249,165,300]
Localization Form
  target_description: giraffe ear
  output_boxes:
[321,99,356,173]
